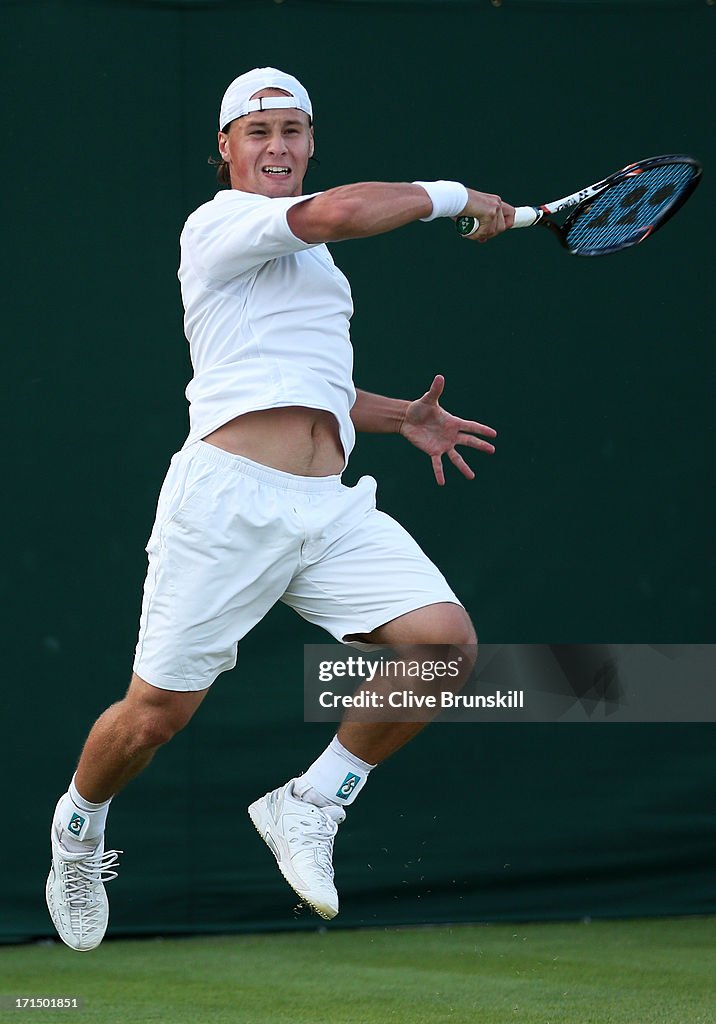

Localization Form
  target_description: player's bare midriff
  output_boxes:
[203,406,345,476]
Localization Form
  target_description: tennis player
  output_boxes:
[46,67,514,950]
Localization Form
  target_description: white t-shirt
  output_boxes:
[178,189,357,464]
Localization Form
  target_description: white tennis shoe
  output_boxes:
[46,819,121,951]
[248,782,345,920]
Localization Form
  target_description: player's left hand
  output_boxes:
[399,375,497,486]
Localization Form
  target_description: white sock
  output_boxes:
[293,736,376,808]
[54,775,112,851]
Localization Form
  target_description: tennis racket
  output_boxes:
[456,154,702,256]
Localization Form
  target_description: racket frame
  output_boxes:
[457,154,703,256]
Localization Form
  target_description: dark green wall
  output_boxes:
[2,0,714,941]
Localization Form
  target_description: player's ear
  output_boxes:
[218,130,230,161]
[308,126,315,159]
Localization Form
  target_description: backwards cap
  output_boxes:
[219,67,312,131]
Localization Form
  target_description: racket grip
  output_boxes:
[456,205,541,236]
[513,206,541,228]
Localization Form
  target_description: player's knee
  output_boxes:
[409,606,477,686]
[120,682,202,750]
[428,605,477,657]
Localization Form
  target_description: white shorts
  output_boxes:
[133,441,461,691]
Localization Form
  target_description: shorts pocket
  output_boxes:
[147,451,218,552]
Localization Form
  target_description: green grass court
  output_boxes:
[2,917,714,1023]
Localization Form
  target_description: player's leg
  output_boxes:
[47,444,318,948]
[248,603,475,920]
[338,599,477,765]
[250,475,474,918]
[46,674,209,952]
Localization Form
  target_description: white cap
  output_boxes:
[219,67,313,130]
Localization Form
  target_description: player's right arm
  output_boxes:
[287,182,514,244]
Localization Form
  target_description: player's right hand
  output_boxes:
[459,189,515,242]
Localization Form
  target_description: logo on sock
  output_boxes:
[67,812,87,837]
[336,773,361,799]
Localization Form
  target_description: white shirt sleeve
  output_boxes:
[182,190,321,283]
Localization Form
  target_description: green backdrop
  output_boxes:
[2,0,714,942]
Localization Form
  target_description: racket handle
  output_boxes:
[513,206,541,228]
[456,205,542,236]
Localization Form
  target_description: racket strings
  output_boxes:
[565,163,699,255]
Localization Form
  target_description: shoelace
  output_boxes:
[291,813,339,878]
[62,849,122,908]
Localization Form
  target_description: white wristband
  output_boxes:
[413,180,469,221]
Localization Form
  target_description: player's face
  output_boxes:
[218,88,314,198]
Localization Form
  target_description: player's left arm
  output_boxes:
[350,389,409,435]
[351,376,497,486]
